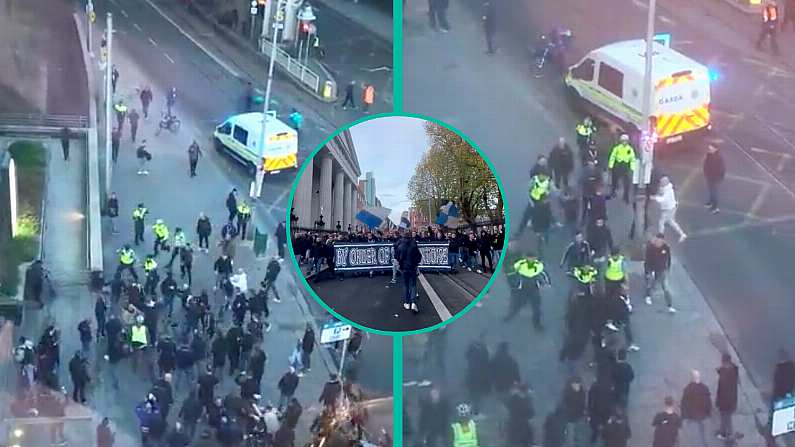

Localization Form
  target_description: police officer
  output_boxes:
[236,201,252,240]
[575,116,597,155]
[571,264,597,300]
[603,247,626,299]
[133,203,148,246]
[168,227,186,268]
[756,0,780,55]
[507,255,550,331]
[451,404,480,447]
[518,171,552,236]
[114,100,128,132]
[608,134,637,204]
[117,244,139,281]
[152,219,170,257]
[130,315,149,373]
[143,255,159,296]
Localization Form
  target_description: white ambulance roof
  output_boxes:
[592,39,708,81]
[225,112,295,136]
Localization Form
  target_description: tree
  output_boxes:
[407,123,503,228]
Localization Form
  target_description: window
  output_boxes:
[233,125,248,145]
[598,63,624,98]
[572,59,595,81]
[217,122,232,135]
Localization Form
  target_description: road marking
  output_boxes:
[141,0,241,78]
[665,162,769,186]
[750,146,792,158]
[148,37,158,47]
[632,0,649,8]
[677,164,702,195]
[120,9,129,18]
[267,188,291,214]
[163,52,175,64]
[678,200,761,219]
[133,23,143,32]
[725,136,795,202]
[686,214,795,238]
[748,183,771,219]
[777,156,790,172]
[659,15,675,25]
[418,273,453,321]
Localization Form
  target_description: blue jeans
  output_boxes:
[403,271,418,305]
[448,253,459,269]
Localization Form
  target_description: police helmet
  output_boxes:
[156,218,164,224]
[620,134,630,142]
[456,403,472,417]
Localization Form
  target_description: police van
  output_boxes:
[213,112,298,174]
[564,39,711,145]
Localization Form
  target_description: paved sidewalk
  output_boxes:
[315,0,393,43]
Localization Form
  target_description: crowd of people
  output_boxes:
[8,186,387,447]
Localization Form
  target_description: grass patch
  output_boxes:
[0,140,46,297]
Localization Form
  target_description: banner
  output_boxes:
[333,242,450,271]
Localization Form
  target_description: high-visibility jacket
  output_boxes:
[237,203,251,217]
[604,255,625,281]
[144,258,157,273]
[133,207,148,221]
[119,248,135,265]
[153,223,169,241]
[131,324,148,347]
[576,121,595,138]
[173,232,186,248]
[529,175,550,202]
[452,421,478,447]
[763,4,778,23]
[514,258,544,278]
[114,102,128,113]
[608,143,637,171]
[573,265,597,284]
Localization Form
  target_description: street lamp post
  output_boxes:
[632,0,656,242]
[104,13,113,197]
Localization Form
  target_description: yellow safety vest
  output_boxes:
[576,122,594,137]
[514,258,544,278]
[529,176,550,202]
[133,207,147,220]
[131,325,148,347]
[237,203,251,216]
[153,223,169,240]
[574,266,597,284]
[114,103,128,113]
[604,255,625,281]
[452,421,478,447]
[119,249,135,265]
[608,143,637,171]
[144,258,157,273]
[173,232,186,247]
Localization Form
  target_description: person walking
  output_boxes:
[111,127,121,163]
[703,144,725,214]
[560,376,588,447]
[644,233,674,312]
[226,189,238,223]
[276,221,287,259]
[179,243,194,286]
[428,0,450,31]
[278,367,300,409]
[319,373,342,411]
[612,348,635,408]
[398,233,423,314]
[482,0,497,54]
[651,176,687,242]
[95,293,108,339]
[68,351,90,403]
[60,127,71,161]
[106,192,119,234]
[140,85,153,119]
[588,375,616,443]
[128,109,140,143]
[506,255,549,331]
[111,65,119,93]
[715,353,739,441]
[652,396,683,447]
[602,407,631,447]
[418,386,452,447]
[188,140,202,177]
[341,80,356,110]
[301,323,315,373]
[136,140,151,175]
[196,212,212,253]
[549,137,575,190]
[236,200,252,240]
[607,134,636,204]
[97,417,115,447]
[362,83,375,112]
[680,370,712,447]
[756,0,780,54]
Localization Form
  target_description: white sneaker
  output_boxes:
[143,170,149,175]
[137,170,143,175]
[679,233,688,243]
[390,279,397,284]
[477,269,483,274]
[628,344,640,352]
[403,303,410,310]
[411,303,419,313]
[467,267,472,272]
[605,321,619,332]
[645,296,652,305]
[668,306,677,314]
[265,323,272,332]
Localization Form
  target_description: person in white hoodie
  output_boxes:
[651,176,687,242]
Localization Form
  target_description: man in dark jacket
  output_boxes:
[198,364,219,410]
[262,258,282,302]
[491,342,520,394]
[284,397,303,430]
[653,396,682,447]
[157,336,178,376]
[248,345,267,387]
[226,189,238,223]
[504,383,536,446]
[301,323,315,373]
[612,349,635,408]
[319,373,342,411]
[703,144,726,214]
[61,127,71,160]
[178,391,203,440]
[588,375,615,443]
[398,233,423,313]
[716,353,739,440]
[278,367,300,408]
[561,376,587,446]
[602,407,631,447]
[419,386,451,447]
[549,137,575,189]
[680,369,712,446]
[644,233,674,312]
[68,351,90,403]
[196,213,212,253]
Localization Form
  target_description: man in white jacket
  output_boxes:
[651,176,687,242]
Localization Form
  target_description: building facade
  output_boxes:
[364,171,376,207]
[292,130,361,231]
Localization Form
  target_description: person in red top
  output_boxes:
[756,0,780,54]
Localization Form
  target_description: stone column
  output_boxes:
[343,179,351,231]
[333,170,344,231]
[294,157,314,229]
[319,154,333,228]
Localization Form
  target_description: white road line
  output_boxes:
[120,9,129,18]
[163,52,175,64]
[148,37,158,46]
[133,23,143,32]
[726,136,795,202]
[748,183,772,219]
[418,273,453,321]
[659,15,675,25]
[632,0,649,8]
[267,188,291,213]
[141,0,241,78]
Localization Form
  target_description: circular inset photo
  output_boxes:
[286,114,508,333]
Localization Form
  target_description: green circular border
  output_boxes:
[285,112,511,336]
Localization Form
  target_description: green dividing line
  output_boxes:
[393,0,403,112]
[393,335,404,446]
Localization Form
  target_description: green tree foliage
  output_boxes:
[407,123,503,227]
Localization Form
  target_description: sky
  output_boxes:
[350,116,429,223]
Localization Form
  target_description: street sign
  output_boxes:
[320,321,352,344]
[772,395,795,436]
[250,7,258,15]
[653,32,671,47]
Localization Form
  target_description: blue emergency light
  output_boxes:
[708,68,721,82]
[653,32,672,47]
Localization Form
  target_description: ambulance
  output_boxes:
[213,112,298,174]
[564,39,711,145]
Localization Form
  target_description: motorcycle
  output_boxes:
[532,28,573,78]
[156,111,181,135]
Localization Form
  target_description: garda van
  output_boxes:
[213,112,298,174]
[564,39,711,145]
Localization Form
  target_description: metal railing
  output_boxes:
[260,37,321,92]
[0,113,88,130]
